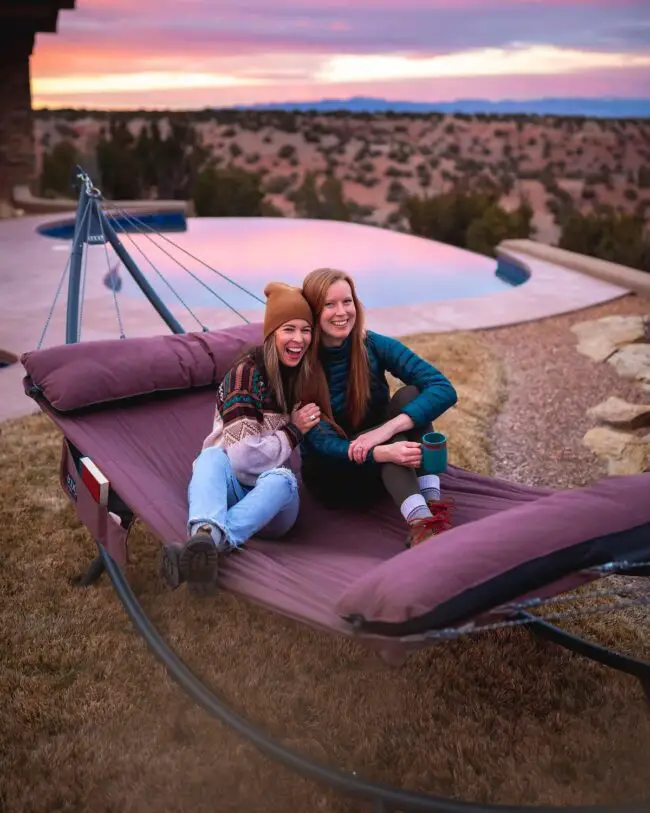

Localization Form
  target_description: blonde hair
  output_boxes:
[301,267,370,433]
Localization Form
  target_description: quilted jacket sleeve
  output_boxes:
[369,331,457,427]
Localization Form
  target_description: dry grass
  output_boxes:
[391,331,507,474]
[1,331,649,813]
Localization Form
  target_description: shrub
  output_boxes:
[193,165,265,217]
[264,174,295,195]
[559,211,650,271]
[55,122,78,140]
[39,140,79,197]
[386,179,408,203]
[347,201,376,220]
[292,171,351,221]
[403,188,532,257]
[465,203,532,257]
[260,199,285,217]
[388,145,411,164]
[277,144,297,160]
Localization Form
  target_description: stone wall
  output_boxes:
[0,31,35,215]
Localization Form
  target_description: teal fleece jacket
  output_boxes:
[301,330,457,471]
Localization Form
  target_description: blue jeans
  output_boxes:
[187,446,300,548]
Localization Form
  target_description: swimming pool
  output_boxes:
[40,216,529,312]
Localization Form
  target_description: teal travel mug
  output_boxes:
[421,431,448,474]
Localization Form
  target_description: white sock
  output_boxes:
[418,474,441,502]
[400,493,432,523]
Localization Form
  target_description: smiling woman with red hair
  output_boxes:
[300,267,458,549]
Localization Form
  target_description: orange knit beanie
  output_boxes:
[263,282,313,339]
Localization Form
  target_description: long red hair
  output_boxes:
[301,267,370,434]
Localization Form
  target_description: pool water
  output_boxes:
[46,217,527,312]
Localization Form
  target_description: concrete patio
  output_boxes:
[0,212,630,422]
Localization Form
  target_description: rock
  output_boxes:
[587,396,650,430]
[582,427,650,475]
[571,315,648,362]
[606,344,650,391]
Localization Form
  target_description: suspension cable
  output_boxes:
[37,196,92,349]
[101,201,254,324]
[101,198,265,305]
[96,202,126,338]
[102,213,207,332]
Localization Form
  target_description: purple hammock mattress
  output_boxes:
[21,324,650,648]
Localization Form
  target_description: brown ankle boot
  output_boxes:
[179,524,220,595]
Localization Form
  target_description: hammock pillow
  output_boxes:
[335,471,650,635]
[20,323,262,412]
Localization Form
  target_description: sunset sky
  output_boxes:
[31,0,650,110]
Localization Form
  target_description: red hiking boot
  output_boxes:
[426,498,454,533]
[405,500,454,549]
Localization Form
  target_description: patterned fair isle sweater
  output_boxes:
[301,330,457,477]
[202,356,303,486]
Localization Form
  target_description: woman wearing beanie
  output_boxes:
[300,268,458,549]
[161,282,321,593]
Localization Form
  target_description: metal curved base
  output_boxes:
[520,612,650,704]
[73,554,105,587]
[97,542,650,813]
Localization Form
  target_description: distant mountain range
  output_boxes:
[230,96,650,119]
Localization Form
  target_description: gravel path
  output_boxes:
[480,294,650,489]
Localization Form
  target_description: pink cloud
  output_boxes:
[32,0,649,108]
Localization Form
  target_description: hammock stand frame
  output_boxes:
[34,169,650,813]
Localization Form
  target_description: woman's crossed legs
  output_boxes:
[378,386,453,546]
[161,447,299,593]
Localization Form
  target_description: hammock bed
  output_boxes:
[20,169,650,813]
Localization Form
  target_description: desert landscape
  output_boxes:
[33,109,650,247]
